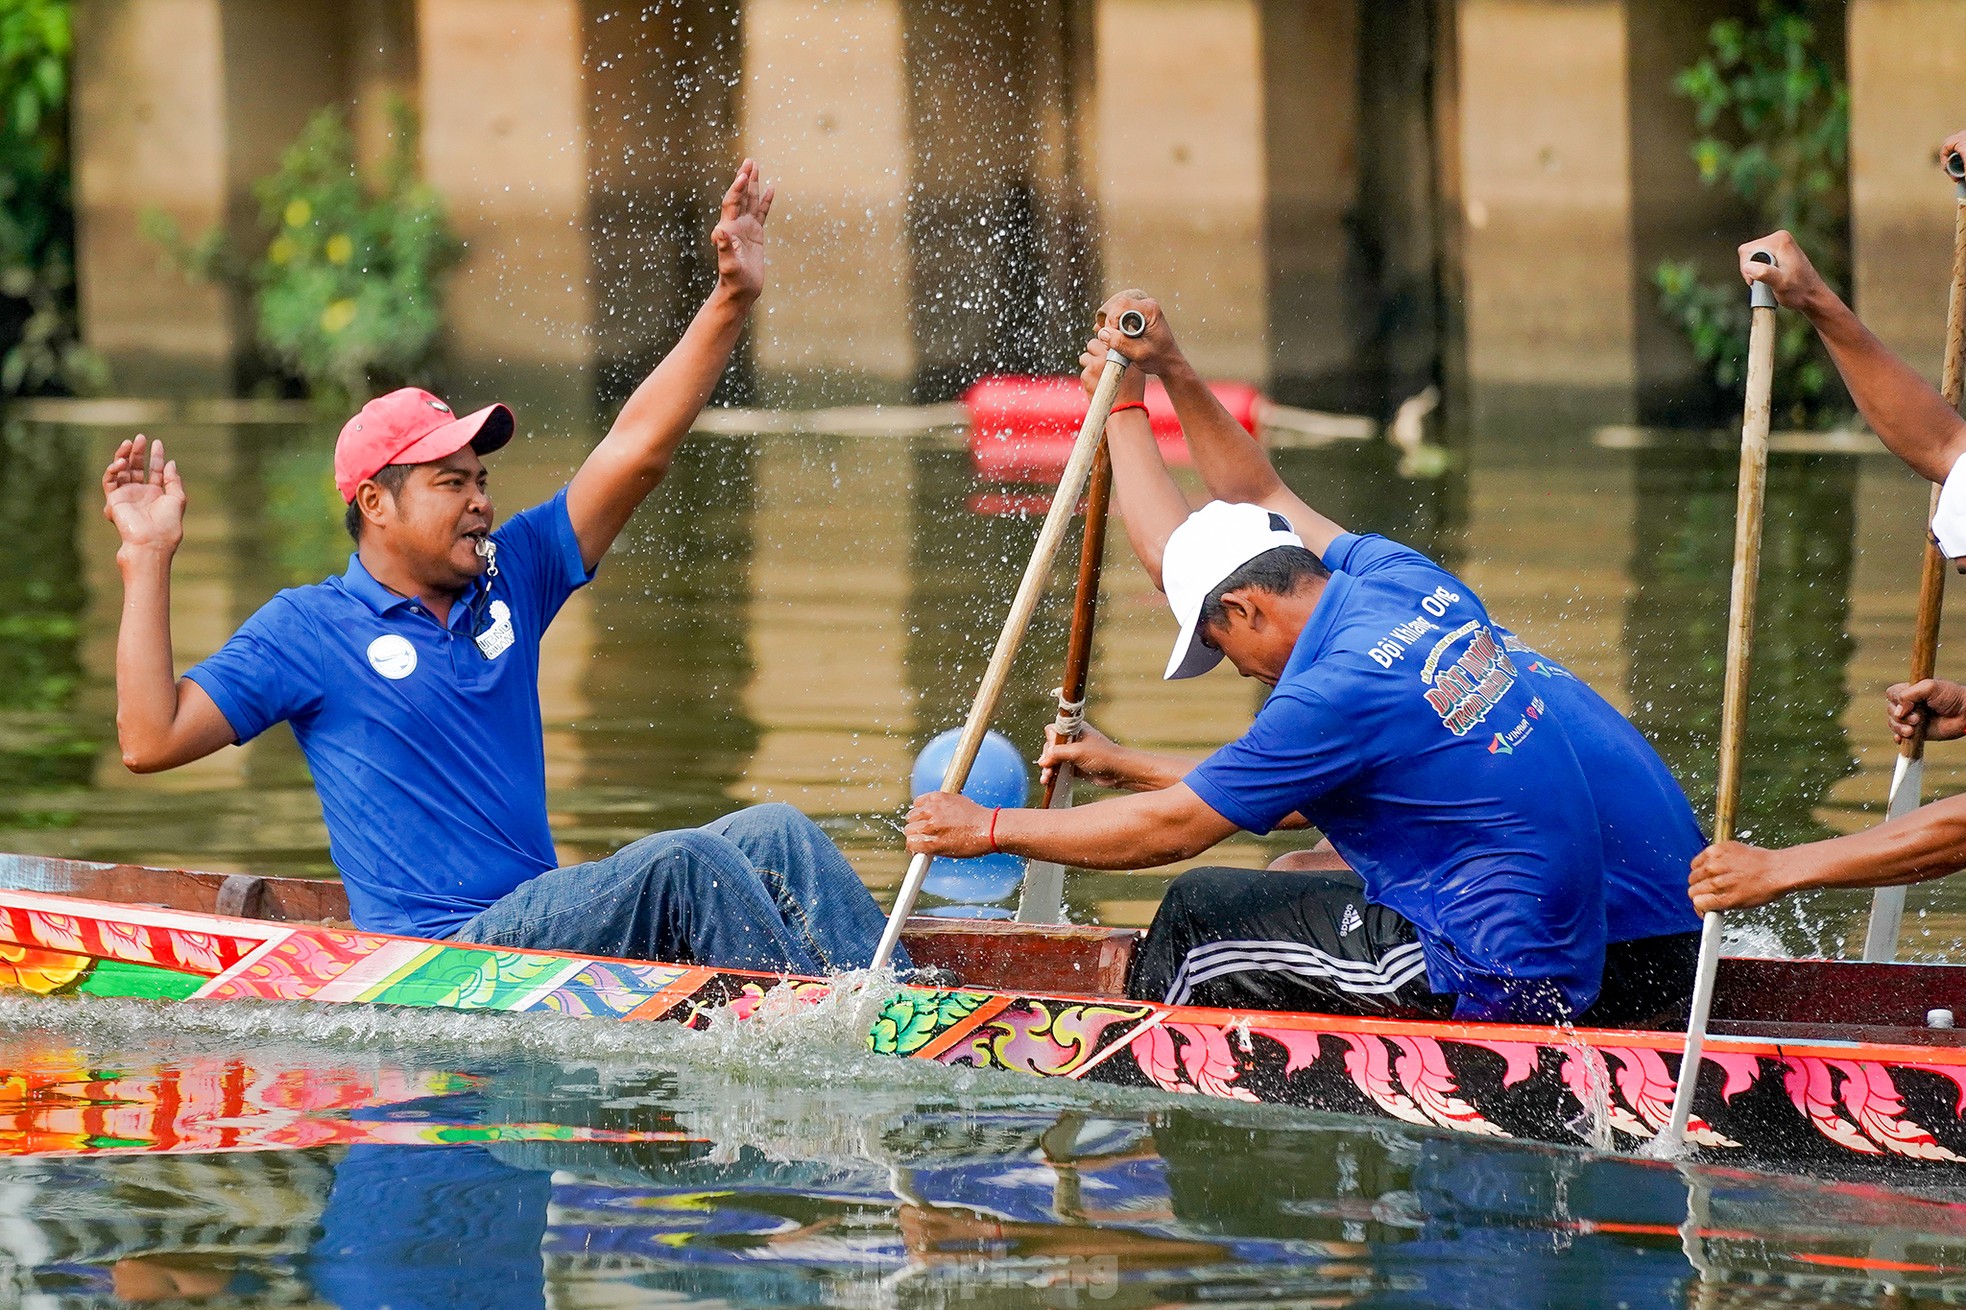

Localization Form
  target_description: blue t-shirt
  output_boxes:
[1492,629,1703,943]
[1185,533,1607,1021]
[185,491,593,938]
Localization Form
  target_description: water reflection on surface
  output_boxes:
[5,407,1966,952]
[8,1014,1966,1309]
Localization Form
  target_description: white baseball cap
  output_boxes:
[1933,454,1966,559]
[1161,501,1306,680]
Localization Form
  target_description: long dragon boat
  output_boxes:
[6,852,1966,1178]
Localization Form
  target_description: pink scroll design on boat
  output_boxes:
[1555,1045,1749,1149]
[1134,1022,1258,1101]
[201,928,374,1001]
[1781,1057,1965,1162]
[947,1000,1156,1079]
[0,903,261,976]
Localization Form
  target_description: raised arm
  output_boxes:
[565,160,774,569]
[1075,334,1189,587]
[1741,229,1966,483]
[103,436,236,772]
[1091,291,1345,555]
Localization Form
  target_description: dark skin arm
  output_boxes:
[1740,228,1966,483]
[1086,291,1346,557]
[1887,677,1966,745]
[1690,794,1966,913]
[906,785,1239,870]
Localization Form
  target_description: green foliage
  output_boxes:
[0,0,105,395]
[148,101,462,403]
[1653,1,1848,423]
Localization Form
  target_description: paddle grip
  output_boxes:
[1748,250,1777,312]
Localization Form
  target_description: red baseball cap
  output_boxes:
[334,387,516,502]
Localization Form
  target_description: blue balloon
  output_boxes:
[910,728,1029,808]
[911,728,1031,911]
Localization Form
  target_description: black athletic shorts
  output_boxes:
[1125,866,1698,1028]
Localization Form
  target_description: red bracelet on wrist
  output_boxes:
[1108,400,1149,417]
[988,807,1002,854]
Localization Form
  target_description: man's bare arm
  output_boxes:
[907,783,1240,870]
[1741,230,1966,483]
[1690,793,1966,914]
[1075,338,1191,587]
[566,161,774,570]
[104,436,236,772]
[1092,292,1345,555]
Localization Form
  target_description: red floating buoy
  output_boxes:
[963,374,1263,482]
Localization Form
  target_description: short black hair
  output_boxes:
[1197,545,1330,630]
[343,463,417,542]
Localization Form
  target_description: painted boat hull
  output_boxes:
[5,887,1966,1177]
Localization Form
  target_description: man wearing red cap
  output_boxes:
[99,161,909,977]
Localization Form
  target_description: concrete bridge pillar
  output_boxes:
[71,0,354,393]
[418,0,593,409]
[1848,0,1966,381]
[741,0,914,404]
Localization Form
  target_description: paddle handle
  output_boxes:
[1665,255,1779,1150]
[872,352,1134,970]
[1863,154,1966,960]
[1040,445,1114,810]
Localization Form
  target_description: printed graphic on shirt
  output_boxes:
[1497,631,1577,682]
[366,634,417,680]
[1419,621,1517,737]
[1487,696,1545,755]
[474,599,515,660]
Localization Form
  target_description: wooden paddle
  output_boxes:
[1662,250,1780,1151]
[1016,444,1115,924]
[871,310,1147,970]
[1863,148,1966,961]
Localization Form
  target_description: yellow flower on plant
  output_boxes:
[284,198,312,228]
[268,236,297,266]
[321,299,358,334]
[325,234,354,265]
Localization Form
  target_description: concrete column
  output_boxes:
[72,0,233,391]
[1453,0,1635,410]
[419,0,592,403]
[72,1,351,393]
[1624,1,1758,422]
[1093,0,1268,382]
[1848,0,1966,379]
[738,438,914,818]
[741,0,913,404]
[1261,0,1360,404]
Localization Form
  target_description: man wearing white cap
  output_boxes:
[910,491,1621,1024]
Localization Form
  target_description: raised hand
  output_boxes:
[102,434,186,554]
[1093,290,1184,377]
[1941,129,1966,176]
[711,158,774,303]
[1737,230,1834,316]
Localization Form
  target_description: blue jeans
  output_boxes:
[449,803,911,975]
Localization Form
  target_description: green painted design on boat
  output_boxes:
[868,989,988,1056]
[74,958,206,1002]
[366,946,569,1010]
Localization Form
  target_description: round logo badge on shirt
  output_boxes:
[366,634,418,680]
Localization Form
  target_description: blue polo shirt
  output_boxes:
[1185,533,1606,1022]
[1491,627,1703,943]
[184,490,593,938]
